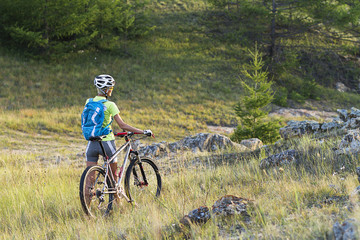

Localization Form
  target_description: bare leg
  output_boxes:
[110,162,122,204]
[85,161,98,207]
[110,162,118,182]
[87,161,97,167]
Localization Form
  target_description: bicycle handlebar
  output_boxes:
[115,132,153,138]
[115,132,138,137]
[88,132,151,142]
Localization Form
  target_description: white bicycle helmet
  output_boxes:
[94,74,115,89]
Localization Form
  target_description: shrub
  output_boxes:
[273,86,288,107]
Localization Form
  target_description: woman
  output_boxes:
[85,74,153,181]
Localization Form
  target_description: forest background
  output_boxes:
[1,0,360,239]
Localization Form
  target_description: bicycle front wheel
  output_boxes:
[124,157,162,204]
[79,165,114,217]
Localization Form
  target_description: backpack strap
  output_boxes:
[104,118,113,129]
[98,99,113,130]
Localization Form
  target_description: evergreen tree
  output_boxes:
[0,0,153,56]
[231,45,280,144]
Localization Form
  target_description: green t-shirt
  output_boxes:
[85,96,120,141]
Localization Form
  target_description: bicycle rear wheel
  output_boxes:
[79,165,114,217]
[124,157,162,204]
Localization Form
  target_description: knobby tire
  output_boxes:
[79,165,114,217]
[124,157,162,204]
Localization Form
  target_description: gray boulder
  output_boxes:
[347,117,360,129]
[335,130,360,155]
[321,120,344,131]
[180,206,211,227]
[178,133,246,152]
[349,107,360,119]
[333,219,357,240]
[138,133,248,159]
[179,195,251,228]
[240,138,263,151]
[212,195,251,219]
[279,108,360,140]
[336,82,350,92]
[337,109,348,122]
[279,120,321,139]
[259,149,299,169]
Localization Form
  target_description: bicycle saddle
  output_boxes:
[88,135,107,141]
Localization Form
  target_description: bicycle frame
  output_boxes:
[80,132,160,216]
[98,133,142,203]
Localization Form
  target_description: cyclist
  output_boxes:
[85,74,153,182]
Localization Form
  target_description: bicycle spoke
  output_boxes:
[80,166,114,217]
[125,158,161,205]
[80,133,162,216]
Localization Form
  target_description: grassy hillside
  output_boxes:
[1,0,360,239]
[1,0,360,141]
[0,0,243,141]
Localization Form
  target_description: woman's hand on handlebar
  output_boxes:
[115,130,155,138]
[143,129,155,138]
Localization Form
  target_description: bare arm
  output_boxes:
[114,114,143,134]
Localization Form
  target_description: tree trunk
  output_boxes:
[43,0,50,54]
[269,0,276,59]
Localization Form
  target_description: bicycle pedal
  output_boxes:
[95,189,102,198]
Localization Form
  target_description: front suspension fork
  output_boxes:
[130,150,148,186]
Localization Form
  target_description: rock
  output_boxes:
[180,206,211,227]
[240,138,263,151]
[168,142,180,153]
[336,82,350,92]
[357,167,360,184]
[279,120,321,139]
[278,108,360,140]
[321,121,344,131]
[178,133,246,152]
[336,130,360,155]
[212,195,251,219]
[349,107,360,119]
[259,149,299,169]
[279,126,295,140]
[139,133,249,159]
[132,140,146,150]
[141,144,161,157]
[351,185,360,197]
[337,109,348,122]
[178,195,252,238]
[333,219,357,240]
[348,117,360,129]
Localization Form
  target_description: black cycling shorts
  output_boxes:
[85,140,117,163]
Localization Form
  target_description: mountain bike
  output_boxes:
[79,132,162,217]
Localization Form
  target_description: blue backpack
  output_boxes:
[81,98,113,140]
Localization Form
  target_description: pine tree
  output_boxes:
[0,0,153,56]
[231,45,280,144]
